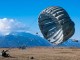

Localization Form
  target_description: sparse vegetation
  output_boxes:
[0,47,80,60]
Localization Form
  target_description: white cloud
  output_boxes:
[0,18,29,35]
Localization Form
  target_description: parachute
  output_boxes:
[38,6,75,44]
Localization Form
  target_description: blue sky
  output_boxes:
[0,0,79,39]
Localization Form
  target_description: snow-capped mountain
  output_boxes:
[0,32,53,48]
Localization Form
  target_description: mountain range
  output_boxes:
[57,39,80,48]
[0,32,79,48]
[0,32,52,48]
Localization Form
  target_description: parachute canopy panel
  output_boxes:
[38,6,75,44]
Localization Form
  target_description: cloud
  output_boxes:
[0,18,29,35]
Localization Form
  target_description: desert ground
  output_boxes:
[0,47,80,60]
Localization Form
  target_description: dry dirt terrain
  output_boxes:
[0,47,80,60]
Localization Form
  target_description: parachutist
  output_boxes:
[36,32,38,35]
[1,50,10,57]
[72,39,78,42]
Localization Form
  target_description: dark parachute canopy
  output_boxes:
[38,6,75,44]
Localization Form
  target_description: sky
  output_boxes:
[0,0,79,39]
